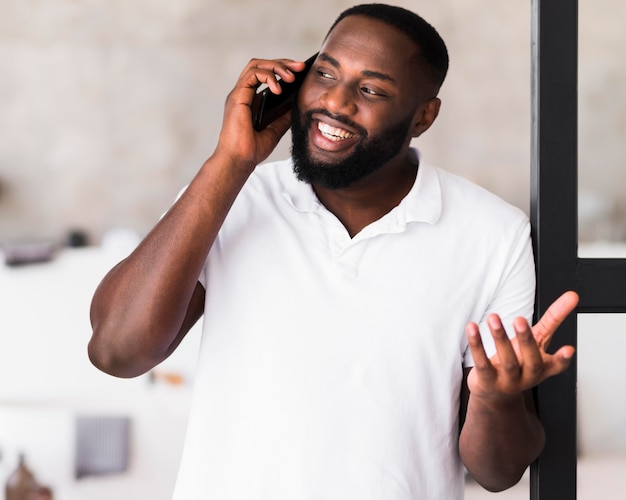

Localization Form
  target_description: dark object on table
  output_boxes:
[2,240,58,267]
[66,230,89,248]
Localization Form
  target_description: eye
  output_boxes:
[315,68,335,80]
[360,86,387,98]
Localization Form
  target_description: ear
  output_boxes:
[410,97,441,138]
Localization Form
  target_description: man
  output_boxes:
[89,4,578,499]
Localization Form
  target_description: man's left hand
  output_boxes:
[465,291,579,401]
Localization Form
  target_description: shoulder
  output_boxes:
[426,163,529,231]
[239,157,316,212]
[226,157,315,221]
[246,157,297,191]
[433,165,523,214]
[231,157,295,206]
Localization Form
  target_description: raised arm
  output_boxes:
[459,291,579,491]
[88,58,306,378]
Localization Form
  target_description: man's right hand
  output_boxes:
[214,58,307,172]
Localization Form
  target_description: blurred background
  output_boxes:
[0,0,624,498]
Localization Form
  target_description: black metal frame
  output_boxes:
[531,0,626,498]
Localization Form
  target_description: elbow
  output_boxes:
[471,469,527,493]
[88,338,145,379]
[87,326,157,379]
[89,303,166,378]
[460,410,546,493]
[464,445,543,493]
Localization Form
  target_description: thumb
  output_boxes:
[533,291,579,345]
[258,111,292,150]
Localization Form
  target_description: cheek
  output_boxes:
[297,80,321,111]
[361,111,394,135]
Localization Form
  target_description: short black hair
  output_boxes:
[326,3,449,92]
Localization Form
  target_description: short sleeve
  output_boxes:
[463,220,536,367]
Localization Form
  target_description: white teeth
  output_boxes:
[318,121,355,141]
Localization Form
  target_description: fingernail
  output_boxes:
[513,318,527,333]
[487,315,501,329]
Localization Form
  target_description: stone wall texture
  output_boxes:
[0,0,624,243]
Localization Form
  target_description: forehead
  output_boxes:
[321,15,419,72]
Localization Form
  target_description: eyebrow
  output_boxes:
[318,53,397,83]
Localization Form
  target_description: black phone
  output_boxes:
[251,53,318,131]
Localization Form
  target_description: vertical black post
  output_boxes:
[530,0,578,499]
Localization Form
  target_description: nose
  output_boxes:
[319,83,357,116]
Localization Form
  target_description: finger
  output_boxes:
[246,59,306,93]
[259,110,292,142]
[532,291,579,346]
[512,317,544,381]
[247,58,301,74]
[465,322,496,377]
[487,314,521,379]
[542,345,576,379]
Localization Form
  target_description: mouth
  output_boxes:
[317,121,356,142]
[307,113,363,155]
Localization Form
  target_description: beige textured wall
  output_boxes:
[0,0,623,244]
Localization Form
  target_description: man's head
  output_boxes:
[291,3,448,190]
[325,4,449,98]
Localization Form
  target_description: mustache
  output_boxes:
[302,108,368,137]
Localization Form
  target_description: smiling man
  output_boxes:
[89,4,578,499]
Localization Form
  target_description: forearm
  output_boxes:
[459,392,545,492]
[89,154,252,377]
[88,55,299,377]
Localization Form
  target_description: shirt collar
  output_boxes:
[400,148,442,225]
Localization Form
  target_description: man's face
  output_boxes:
[291,15,429,190]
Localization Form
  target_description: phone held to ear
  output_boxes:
[251,53,318,131]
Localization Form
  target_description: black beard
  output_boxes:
[290,105,414,190]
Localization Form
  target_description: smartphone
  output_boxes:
[251,53,318,131]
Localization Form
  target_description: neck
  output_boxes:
[313,156,418,238]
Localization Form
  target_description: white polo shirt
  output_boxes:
[172,150,535,500]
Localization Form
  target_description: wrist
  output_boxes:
[468,391,527,414]
[205,150,257,181]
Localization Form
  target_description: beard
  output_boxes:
[290,103,415,190]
